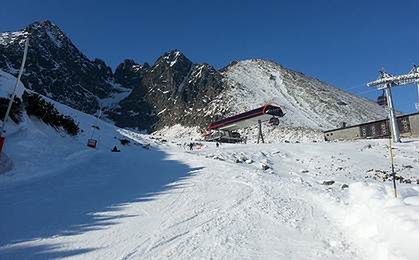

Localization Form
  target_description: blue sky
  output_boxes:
[1,0,418,112]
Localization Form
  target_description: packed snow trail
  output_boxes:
[107,147,358,260]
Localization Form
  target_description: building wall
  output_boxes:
[324,126,360,141]
[410,113,419,137]
[324,112,419,141]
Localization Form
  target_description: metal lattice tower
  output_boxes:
[367,65,419,142]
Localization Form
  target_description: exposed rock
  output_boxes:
[0,20,118,113]
[404,179,412,184]
[108,50,226,131]
[260,163,270,170]
[322,180,335,185]
[114,59,149,89]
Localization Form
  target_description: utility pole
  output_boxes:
[0,38,29,156]
[367,66,419,143]
[416,80,419,111]
[413,65,419,111]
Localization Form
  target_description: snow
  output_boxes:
[0,70,418,259]
[157,108,167,115]
[98,84,132,110]
[167,50,182,67]
[323,182,419,260]
[223,59,388,130]
[0,31,27,46]
[152,124,202,140]
[46,29,63,48]
[237,124,325,143]
[0,69,25,100]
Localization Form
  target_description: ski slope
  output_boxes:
[1,117,419,259]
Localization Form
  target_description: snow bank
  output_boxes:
[329,182,419,260]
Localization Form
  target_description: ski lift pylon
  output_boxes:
[377,90,388,107]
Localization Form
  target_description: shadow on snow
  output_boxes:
[0,144,201,259]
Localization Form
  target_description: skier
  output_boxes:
[216,142,220,148]
[189,143,193,151]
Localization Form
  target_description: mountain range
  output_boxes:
[0,20,388,133]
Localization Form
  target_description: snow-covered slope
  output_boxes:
[1,127,418,259]
[0,69,25,99]
[0,69,140,182]
[222,59,388,130]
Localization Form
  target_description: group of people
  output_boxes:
[182,141,222,151]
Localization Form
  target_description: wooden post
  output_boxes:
[388,137,397,198]
[257,120,264,144]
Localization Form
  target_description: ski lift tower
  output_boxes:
[367,66,419,143]
[412,65,419,111]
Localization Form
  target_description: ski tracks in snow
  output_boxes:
[120,146,359,260]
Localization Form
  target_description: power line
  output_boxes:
[342,83,369,92]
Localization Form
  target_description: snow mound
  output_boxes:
[331,182,419,260]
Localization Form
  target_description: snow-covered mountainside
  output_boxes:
[222,59,388,130]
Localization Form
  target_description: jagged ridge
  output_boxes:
[0,20,388,133]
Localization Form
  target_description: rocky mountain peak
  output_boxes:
[24,20,70,49]
[26,20,62,33]
[154,49,192,70]
[114,59,149,89]
[0,20,119,114]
